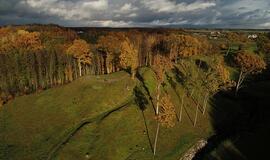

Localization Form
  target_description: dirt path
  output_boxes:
[46,95,135,160]
[86,73,131,83]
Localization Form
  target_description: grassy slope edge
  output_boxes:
[0,66,214,160]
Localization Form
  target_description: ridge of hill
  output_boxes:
[0,64,214,160]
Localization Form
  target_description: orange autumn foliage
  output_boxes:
[67,39,92,65]
[235,52,266,74]
[216,61,230,84]
[119,38,139,78]
[152,54,173,83]
[166,34,209,62]
[67,39,92,76]
[15,30,43,52]
[156,94,176,128]
[0,29,43,54]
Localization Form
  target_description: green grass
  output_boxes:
[54,72,212,160]
[0,65,214,160]
[138,67,158,95]
[246,42,258,52]
[0,71,136,160]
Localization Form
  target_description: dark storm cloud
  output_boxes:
[0,0,269,28]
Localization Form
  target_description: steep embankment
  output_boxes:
[0,65,214,160]
[52,66,214,160]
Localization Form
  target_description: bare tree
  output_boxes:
[194,102,199,127]
[179,94,185,122]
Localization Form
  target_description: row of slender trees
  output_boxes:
[0,26,212,102]
[0,25,268,107]
[0,27,80,101]
[141,32,268,157]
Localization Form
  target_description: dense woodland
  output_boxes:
[0,25,269,106]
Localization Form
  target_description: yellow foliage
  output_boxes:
[97,33,125,57]
[235,52,266,74]
[67,39,92,65]
[152,54,172,83]
[0,29,43,53]
[166,34,208,60]
[119,38,139,72]
[15,30,43,52]
[216,61,230,84]
[156,94,176,128]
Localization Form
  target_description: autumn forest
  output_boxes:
[1,24,270,160]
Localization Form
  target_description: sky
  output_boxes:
[0,0,270,28]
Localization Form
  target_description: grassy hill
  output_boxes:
[0,64,214,160]
[0,72,135,159]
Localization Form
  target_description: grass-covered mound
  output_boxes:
[1,60,219,160]
[56,65,215,160]
[0,72,135,160]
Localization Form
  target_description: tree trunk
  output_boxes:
[154,82,161,156]
[194,102,199,127]
[226,47,231,56]
[235,70,244,95]
[153,123,160,156]
[106,66,110,74]
[202,93,208,115]
[175,57,178,64]
[146,51,149,66]
[179,94,184,122]
[156,83,161,115]
[131,71,136,80]
[78,59,82,77]
[103,54,108,74]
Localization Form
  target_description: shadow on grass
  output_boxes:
[183,106,194,126]
[172,66,185,86]
[194,79,270,160]
[134,86,154,154]
[136,71,156,113]
[223,51,237,67]
[166,72,195,125]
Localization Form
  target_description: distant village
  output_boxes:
[209,31,258,40]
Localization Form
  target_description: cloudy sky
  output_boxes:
[0,0,270,28]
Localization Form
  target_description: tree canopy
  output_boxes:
[119,37,139,79]
[235,52,266,74]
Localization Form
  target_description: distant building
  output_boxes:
[248,34,258,39]
[209,31,221,40]
[77,31,84,34]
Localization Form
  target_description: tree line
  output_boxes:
[0,25,268,106]
[0,25,209,102]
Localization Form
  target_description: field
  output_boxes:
[0,66,214,160]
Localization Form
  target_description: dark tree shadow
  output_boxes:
[136,71,156,113]
[184,105,194,126]
[195,59,209,72]
[134,86,148,111]
[172,66,185,86]
[166,72,194,125]
[194,78,270,160]
[133,86,154,153]
[224,52,236,67]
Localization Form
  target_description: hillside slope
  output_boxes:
[0,72,135,159]
[0,66,214,160]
